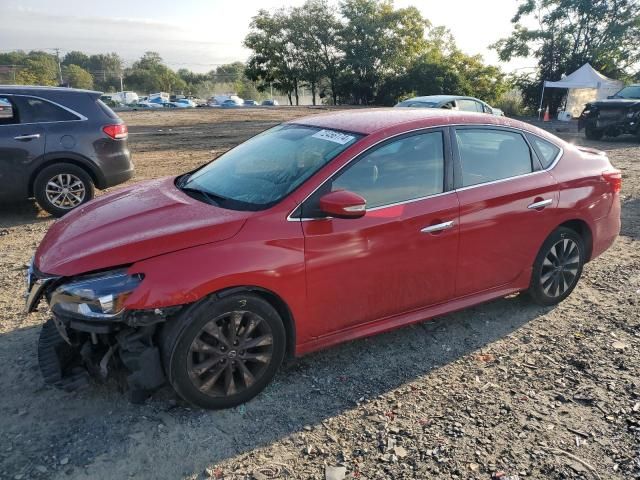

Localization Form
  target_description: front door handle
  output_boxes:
[527,198,553,210]
[421,220,455,234]
[14,134,41,141]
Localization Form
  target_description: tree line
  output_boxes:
[0,50,260,101]
[244,0,508,106]
[2,0,638,112]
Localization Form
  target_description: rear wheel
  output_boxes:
[160,293,286,409]
[34,163,94,217]
[527,227,585,306]
[585,126,604,141]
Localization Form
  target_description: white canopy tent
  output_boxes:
[539,63,623,118]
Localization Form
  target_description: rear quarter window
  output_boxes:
[96,99,120,120]
[530,136,561,168]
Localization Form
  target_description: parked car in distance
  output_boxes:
[0,86,133,216]
[28,108,620,409]
[111,91,139,105]
[261,99,279,106]
[131,101,162,110]
[171,99,197,108]
[578,84,640,140]
[396,95,504,116]
[221,99,243,108]
[243,100,259,106]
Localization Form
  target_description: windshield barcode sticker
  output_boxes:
[312,129,355,145]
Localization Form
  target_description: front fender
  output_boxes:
[123,213,310,343]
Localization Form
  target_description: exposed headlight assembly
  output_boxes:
[49,270,143,320]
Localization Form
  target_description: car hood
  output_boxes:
[35,176,250,277]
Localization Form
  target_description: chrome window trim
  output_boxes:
[0,93,88,126]
[286,123,564,222]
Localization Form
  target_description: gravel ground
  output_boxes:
[0,108,638,480]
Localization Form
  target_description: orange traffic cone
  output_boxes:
[543,106,550,122]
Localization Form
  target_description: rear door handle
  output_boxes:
[14,134,41,141]
[527,198,553,210]
[421,220,455,234]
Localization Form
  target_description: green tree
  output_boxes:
[214,62,246,83]
[339,0,428,104]
[245,9,302,105]
[493,0,640,112]
[124,52,186,93]
[64,64,94,89]
[14,51,59,86]
[63,51,90,69]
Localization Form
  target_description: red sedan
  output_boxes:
[27,109,621,409]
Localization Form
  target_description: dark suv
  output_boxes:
[578,84,640,141]
[0,86,133,216]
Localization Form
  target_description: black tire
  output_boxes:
[34,163,94,217]
[527,227,585,306]
[160,293,286,409]
[585,126,604,141]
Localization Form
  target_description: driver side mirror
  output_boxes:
[319,190,366,219]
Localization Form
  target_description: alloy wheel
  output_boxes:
[45,174,86,209]
[540,238,581,298]
[187,311,274,397]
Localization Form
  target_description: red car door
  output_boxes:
[452,127,559,297]
[298,129,460,338]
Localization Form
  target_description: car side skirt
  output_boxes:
[295,267,532,356]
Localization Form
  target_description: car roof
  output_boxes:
[290,107,532,135]
[0,85,102,96]
[402,95,484,104]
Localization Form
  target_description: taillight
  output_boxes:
[102,124,128,140]
[603,170,622,193]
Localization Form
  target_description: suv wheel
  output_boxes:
[160,293,286,409]
[527,227,585,306]
[585,126,604,141]
[34,163,94,217]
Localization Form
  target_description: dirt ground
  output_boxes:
[0,108,638,480]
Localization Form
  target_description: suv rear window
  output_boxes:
[96,99,119,120]
[14,96,80,123]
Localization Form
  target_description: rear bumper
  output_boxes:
[591,197,621,260]
[101,166,135,189]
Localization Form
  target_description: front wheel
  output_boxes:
[160,293,286,409]
[527,227,585,306]
[33,163,94,217]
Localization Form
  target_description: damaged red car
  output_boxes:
[26,109,621,409]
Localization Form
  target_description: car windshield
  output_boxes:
[181,124,362,210]
[612,86,640,99]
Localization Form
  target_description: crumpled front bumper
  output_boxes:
[26,260,181,401]
[37,313,169,401]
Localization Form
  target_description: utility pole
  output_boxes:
[53,48,63,85]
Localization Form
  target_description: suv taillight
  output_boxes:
[603,170,622,193]
[102,124,128,140]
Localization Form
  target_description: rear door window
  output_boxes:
[13,96,80,123]
[455,128,533,187]
[0,96,19,125]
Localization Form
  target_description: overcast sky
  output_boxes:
[2,0,535,73]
